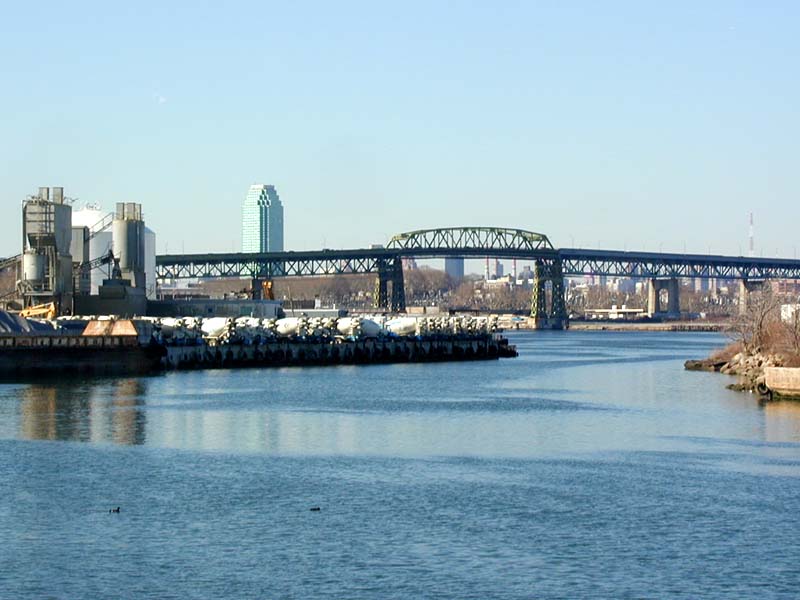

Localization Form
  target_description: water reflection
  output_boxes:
[146,409,577,457]
[5,329,800,458]
[11,375,800,457]
[20,379,147,445]
[763,399,800,442]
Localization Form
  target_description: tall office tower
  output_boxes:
[242,184,284,252]
[444,257,464,281]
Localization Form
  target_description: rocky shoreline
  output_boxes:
[685,352,784,396]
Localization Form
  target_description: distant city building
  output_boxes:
[614,277,636,294]
[773,279,800,295]
[781,304,800,323]
[403,257,418,271]
[444,257,464,281]
[242,184,284,252]
[485,274,514,289]
[519,265,534,282]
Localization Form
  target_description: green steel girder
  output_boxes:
[157,253,387,280]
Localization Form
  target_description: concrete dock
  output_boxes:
[161,334,516,369]
[0,313,517,378]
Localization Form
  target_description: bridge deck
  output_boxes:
[156,246,800,281]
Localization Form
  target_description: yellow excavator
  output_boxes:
[19,302,57,320]
[262,280,275,300]
[12,252,119,321]
[245,280,275,300]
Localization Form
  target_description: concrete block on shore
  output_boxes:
[764,367,800,398]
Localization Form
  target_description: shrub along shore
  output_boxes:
[684,288,800,397]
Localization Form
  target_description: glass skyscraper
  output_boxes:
[242,184,284,252]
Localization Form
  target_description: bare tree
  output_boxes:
[449,280,479,307]
[404,267,455,303]
[780,306,800,358]
[320,276,354,305]
[729,287,782,353]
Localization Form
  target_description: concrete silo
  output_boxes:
[71,204,114,295]
[112,203,146,289]
[18,187,73,312]
[71,203,156,299]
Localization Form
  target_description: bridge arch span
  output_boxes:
[387,227,554,253]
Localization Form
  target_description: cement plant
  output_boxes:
[0,186,517,377]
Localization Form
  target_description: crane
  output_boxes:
[74,250,122,280]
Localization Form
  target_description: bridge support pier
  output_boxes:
[738,279,765,315]
[374,272,388,310]
[390,258,405,312]
[530,259,568,330]
[647,278,680,317]
[373,257,406,313]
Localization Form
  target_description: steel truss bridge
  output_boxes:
[156,227,800,328]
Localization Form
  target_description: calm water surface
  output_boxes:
[1,331,799,598]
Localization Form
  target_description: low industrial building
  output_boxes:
[147,298,283,319]
[584,305,646,321]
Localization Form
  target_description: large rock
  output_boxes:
[684,359,726,372]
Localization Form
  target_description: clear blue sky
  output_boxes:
[1,1,798,260]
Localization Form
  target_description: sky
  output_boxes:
[1,1,798,261]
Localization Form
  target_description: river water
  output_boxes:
[1,331,799,598]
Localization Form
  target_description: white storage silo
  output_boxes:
[71,204,114,295]
[72,202,157,299]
